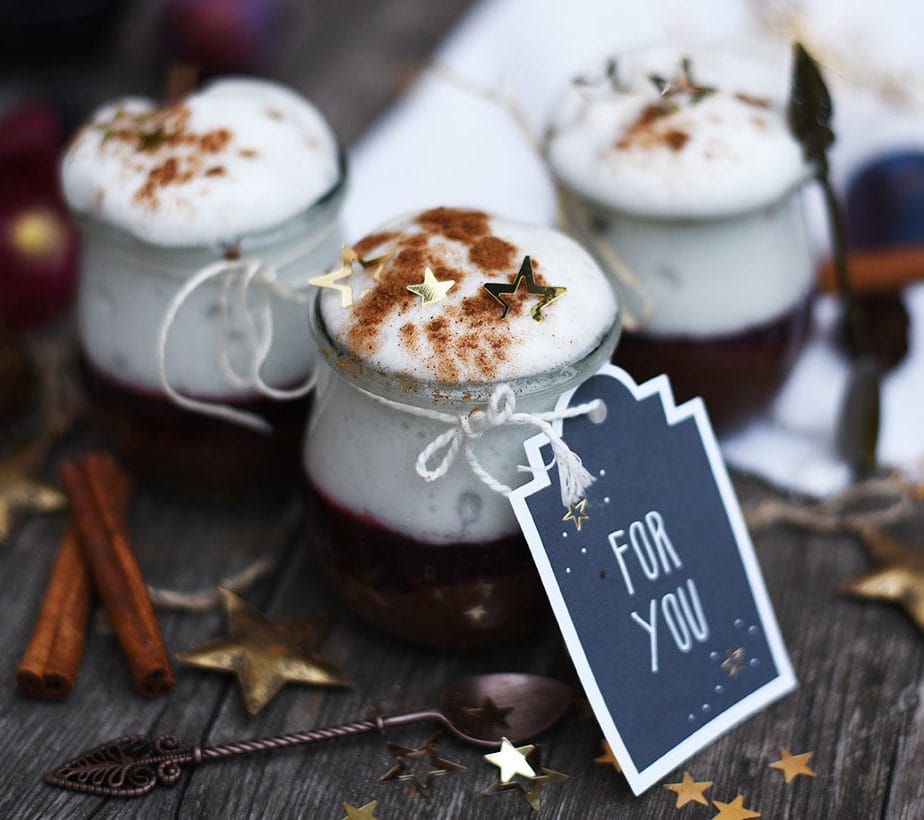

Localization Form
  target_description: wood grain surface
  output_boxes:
[1,1,922,818]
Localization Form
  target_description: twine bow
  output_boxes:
[370,383,605,508]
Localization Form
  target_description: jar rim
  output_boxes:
[309,284,623,410]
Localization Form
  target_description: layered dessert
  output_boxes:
[546,47,815,431]
[305,207,620,647]
[62,79,345,492]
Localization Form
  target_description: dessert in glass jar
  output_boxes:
[305,207,620,648]
[545,46,815,432]
[61,79,345,493]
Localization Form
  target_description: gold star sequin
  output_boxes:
[309,245,392,308]
[484,737,536,783]
[176,589,349,715]
[769,748,815,783]
[483,256,566,322]
[593,740,622,773]
[842,527,924,632]
[562,498,589,532]
[342,800,378,820]
[485,767,568,812]
[379,736,466,791]
[0,439,66,545]
[721,648,747,677]
[712,795,761,819]
[406,267,455,307]
[665,771,712,807]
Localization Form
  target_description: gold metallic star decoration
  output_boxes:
[0,437,66,545]
[176,588,349,714]
[593,739,622,773]
[664,771,713,807]
[342,800,378,820]
[721,648,747,677]
[484,737,536,783]
[406,267,455,307]
[483,255,567,322]
[768,748,816,783]
[711,795,761,819]
[842,527,924,632]
[309,244,393,308]
[562,498,589,532]
[484,766,568,812]
[378,736,466,791]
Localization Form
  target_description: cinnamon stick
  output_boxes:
[59,454,174,698]
[819,244,924,293]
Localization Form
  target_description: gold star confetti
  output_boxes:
[0,438,66,545]
[593,740,622,773]
[485,767,568,812]
[483,256,566,322]
[842,527,924,632]
[464,697,512,729]
[406,267,455,307]
[665,771,712,807]
[309,245,392,308]
[379,736,466,791]
[176,588,349,715]
[711,795,761,819]
[484,737,536,783]
[562,498,589,532]
[342,800,378,820]
[768,748,816,783]
[721,648,747,677]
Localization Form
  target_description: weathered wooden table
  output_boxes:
[2,2,922,817]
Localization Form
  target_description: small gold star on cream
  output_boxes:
[406,267,455,307]
[310,245,392,308]
[768,748,815,783]
[342,800,378,820]
[664,771,712,807]
[484,737,536,783]
[711,794,761,819]
[562,498,589,532]
[593,740,622,773]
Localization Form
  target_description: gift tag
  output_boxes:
[510,364,796,795]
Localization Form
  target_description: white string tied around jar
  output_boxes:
[156,254,323,435]
[365,382,606,508]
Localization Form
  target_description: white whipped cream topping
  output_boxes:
[546,46,812,218]
[319,209,618,383]
[62,78,340,246]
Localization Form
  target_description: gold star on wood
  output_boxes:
[711,795,761,819]
[379,736,466,791]
[483,256,566,322]
[485,767,568,812]
[842,527,924,632]
[768,748,815,783]
[593,740,622,773]
[484,737,536,783]
[562,498,589,532]
[176,588,349,714]
[0,438,66,545]
[464,697,512,729]
[406,267,455,307]
[665,771,712,807]
[309,245,392,308]
[721,648,747,677]
[342,800,378,820]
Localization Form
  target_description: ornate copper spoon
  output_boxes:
[44,672,573,798]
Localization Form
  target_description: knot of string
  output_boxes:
[156,257,318,434]
[363,383,605,507]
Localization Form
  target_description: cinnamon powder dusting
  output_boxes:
[470,236,517,271]
[616,103,689,152]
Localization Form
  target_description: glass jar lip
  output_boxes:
[308,285,623,410]
[71,145,348,255]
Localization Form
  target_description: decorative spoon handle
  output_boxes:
[44,710,445,798]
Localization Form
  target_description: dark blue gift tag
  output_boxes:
[510,365,795,795]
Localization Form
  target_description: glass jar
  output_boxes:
[547,47,815,433]
[63,79,346,494]
[303,209,621,648]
